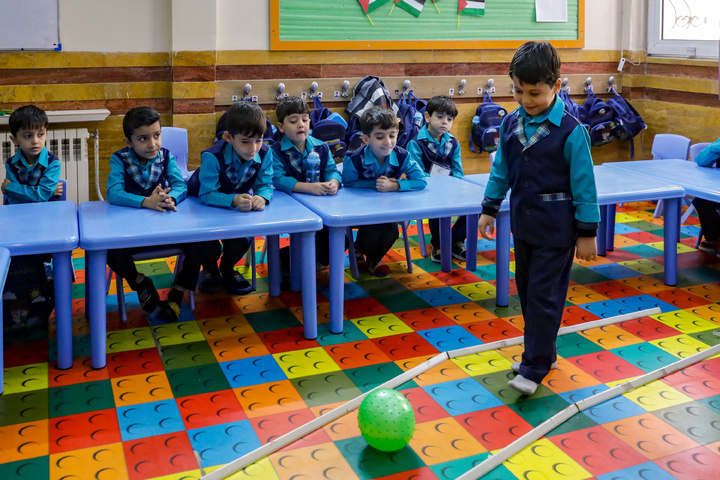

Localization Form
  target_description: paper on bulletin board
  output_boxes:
[536,0,568,22]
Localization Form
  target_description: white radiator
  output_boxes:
[0,129,90,204]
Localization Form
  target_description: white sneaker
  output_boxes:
[508,375,538,395]
[511,361,558,373]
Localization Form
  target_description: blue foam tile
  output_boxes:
[577,299,634,318]
[418,325,483,351]
[430,452,515,479]
[560,385,647,423]
[613,223,642,234]
[116,399,185,442]
[188,420,261,468]
[597,462,679,480]
[610,343,679,373]
[475,238,500,252]
[220,355,287,388]
[318,281,369,301]
[621,244,665,259]
[614,294,678,314]
[413,286,473,307]
[680,225,701,237]
[423,378,503,416]
[588,263,643,280]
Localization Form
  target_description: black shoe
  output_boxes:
[452,241,467,261]
[198,270,222,293]
[136,276,160,313]
[156,300,180,323]
[222,271,253,295]
[430,248,441,263]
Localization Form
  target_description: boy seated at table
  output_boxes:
[2,105,63,204]
[106,106,206,323]
[271,96,342,269]
[192,102,273,294]
[692,137,720,255]
[406,95,467,263]
[342,106,427,277]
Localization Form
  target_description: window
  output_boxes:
[647,0,720,58]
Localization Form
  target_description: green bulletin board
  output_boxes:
[270,0,583,50]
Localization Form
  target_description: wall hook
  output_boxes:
[561,77,569,90]
[341,80,350,97]
[276,83,285,101]
[584,77,593,93]
[402,80,411,93]
[458,79,467,95]
[309,81,318,98]
[607,76,616,93]
[243,83,252,100]
[486,78,495,94]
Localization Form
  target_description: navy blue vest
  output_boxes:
[113,147,171,197]
[6,151,60,186]
[270,141,329,183]
[502,111,580,248]
[187,140,267,197]
[348,146,407,180]
[415,136,459,173]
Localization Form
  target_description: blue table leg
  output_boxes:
[87,250,107,369]
[440,217,452,272]
[607,204,616,251]
[664,197,679,286]
[597,205,608,256]
[466,214,479,271]
[290,233,301,292]
[53,251,73,370]
[496,211,511,307]
[0,248,9,394]
[267,235,281,297]
[329,226,345,333]
[300,231,317,340]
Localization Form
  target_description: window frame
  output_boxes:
[647,0,720,58]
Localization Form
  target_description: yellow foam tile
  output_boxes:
[196,314,254,339]
[410,418,487,465]
[152,321,205,346]
[684,304,720,324]
[614,213,640,223]
[652,310,719,334]
[50,442,128,480]
[396,356,469,387]
[269,442,355,479]
[272,347,341,379]
[203,458,279,479]
[495,345,525,364]
[141,471,201,480]
[394,272,447,291]
[452,282,497,302]
[106,327,156,354]
[110,372,174,407]
[567,285,609,304]
[504,438,591,480]
[612,236,642,248]
[649,334,713,358]
[622,379,694,411]
[579,324,643,350]
[646,241,696,254]
[619,259,665,275]
[351,314,414,338]
[2,362,48,395]
[451,350,513,376]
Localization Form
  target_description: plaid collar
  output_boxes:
[361,145,398,178]
[513,96,564,150]
[418,126,454,158]
[224,142,260,191]
[122,148,164,190]
[8,148,50,186]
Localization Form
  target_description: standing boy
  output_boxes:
[342,106,427,277]
[106,106,206,323]
[271,96,342,268]
[479,42,600,395]
[192,102,273,294]
[406,95,466,263]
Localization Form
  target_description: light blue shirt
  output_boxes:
[271,135,342,194]
[695,137,720,167]
[342,145,427,192]
[4,147,61,204]
[406,126,464,178]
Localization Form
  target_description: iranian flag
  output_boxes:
[459,0,485,15]
[358,0,392,14]
[396,0,426,17]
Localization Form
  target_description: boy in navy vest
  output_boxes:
[342,106,427,277]
[692,137,720,255]
[106,106,206,323]
[479,42,600,395]
[271,96,342,268]
[193,102,273,294]
[406,95,466,263]
[2,105,63,204]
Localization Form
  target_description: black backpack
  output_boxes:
[470,91,507,153]
[2,255,54,343]
[580,90,618,147]
[607,90,646,157]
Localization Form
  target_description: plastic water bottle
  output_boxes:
[305,150,321,183]
[413,111,423,127]
[472,115,480,127]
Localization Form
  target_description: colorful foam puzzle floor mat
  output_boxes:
[2,201,720,480]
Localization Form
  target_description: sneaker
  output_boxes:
[198,270,222,293]
[136,276,160,313]
[369,263,390,278]
[157,300,180,323]
[452,242,467,261]
[698,240,720,255]
[222,271,253,295]
[511,361,558,373]
[430,248,441,263]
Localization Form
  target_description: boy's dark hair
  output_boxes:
[225,102,267,138]
[360,106,399,135]
[426,95,458,118]
[275,96,311,123]
[123,106,161,139]
[509,41,561,87]
[9,105,48,137]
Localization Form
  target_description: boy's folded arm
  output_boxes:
[197,154,236,208]
[106,154,145,208]
[165,153,187,204]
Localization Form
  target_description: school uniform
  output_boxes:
[271,135,342,265]
[195,139,273,277]
[342,144,426,266]
[481,96,599,384]
[692,137,720,242]
[105,147,205,294]
[4,147,61,204]
[406,125,466,252]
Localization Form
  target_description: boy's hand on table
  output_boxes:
[575,236,597,262]
[250,195,266,211]
[54,181,64,197]
[232,193,253,212]
[142,184,176,212]
[322,180,340,195]
[1,178,10,193]
[306,183,327,196]
[376,176,399,192]
[479,214,496,240]
[157,186,177,211]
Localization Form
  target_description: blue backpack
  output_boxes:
[580,90,618,147]
[309,96,331,128]
[396,92,425,149]
[607,90,646,157]
[559,89,582,120]
[470,91,507,153]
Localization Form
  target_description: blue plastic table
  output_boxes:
[463,165,684,306]
[292,176,487,333]
[0,201,79,370]
[0,247,11,393]
[79,194,322,368]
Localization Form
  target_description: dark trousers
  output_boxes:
[354,222,399,266]
[202,238,252,276]
[693,197,720,242]
[513,237,575,384]
[107,241,207,292]
[428,215,467,250]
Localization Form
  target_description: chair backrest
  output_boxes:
[689,142,712,162]
[3,178,66,205]
[651,133,691,160]
[162,127,190,180]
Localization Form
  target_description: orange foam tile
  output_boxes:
[409,418,487,465]
[269,442,356,479]
[325,340,393,369]
[208,333,271,362]
[396,356,469,387]
[436,302,498,324]
[684,283,720,303]
[0,420,49,463]
[620,275,675,294]
[233,380,307,419]
[50,443,128,480]
[603,413,699,460]
[394,272,448,290]
[110,371,174,407]
[48,357,109,388]
[288,302,331,325]
[233,293,287,315]
[543,359,603,394]
[566,285,610,304]
[579,324,643,350]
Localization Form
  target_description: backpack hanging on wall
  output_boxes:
[581,90,618,147]
[309,96,332,129]
[470,91,507,153]
[559,88,583,120]
[396,92,425,149]
[607,89,646,157]
[344,76,399,152]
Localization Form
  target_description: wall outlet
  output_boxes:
[617,57,626,72]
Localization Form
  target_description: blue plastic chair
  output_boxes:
[0,247,10,394]
[652,134,691,218]
[162,126,192,181]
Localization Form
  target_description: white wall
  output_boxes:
[216,0,270,51]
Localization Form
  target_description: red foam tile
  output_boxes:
[251,408,331,450]
[656,445,720,480]
[488,277,519,297]
[696,356,720,380]
[105,348,164,378]
[649,289,713,309]
[617,317,682,342]
[675,251,720,269]
[396,308,456,331]
[431,269,483,286]
[661,365,720,400]
[402,387,449,424]
[586,280,644,300]
[325,340,392,369]
[372,333,439,361]
[3,340,49,367]
[105,309,150,330]
[123,431,196,480]
[48,357,109,387]
[192,297,242,318]
[463,319,522,343]
[258,327,320,354]
[622,231,664,243]
[561,306,601,327]
[376,467,439,480]
[344,297,391,319]
[50,408,122,454]
[569,351,645,383]
[457,405,534,451]
[603,249,643,262]
[176,390,247,429]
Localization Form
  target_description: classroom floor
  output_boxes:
[2,201,720,480]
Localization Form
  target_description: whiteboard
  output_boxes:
[0,0,60,50]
